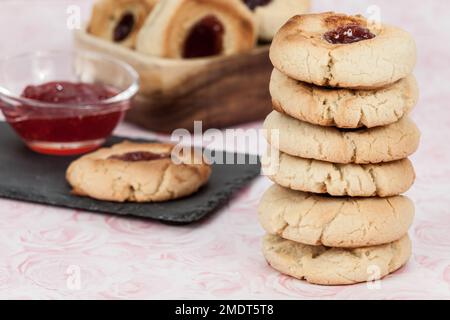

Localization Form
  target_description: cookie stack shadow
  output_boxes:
[259,12,420,285]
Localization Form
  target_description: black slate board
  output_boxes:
[0,122,260,224]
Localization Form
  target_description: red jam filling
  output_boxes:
[242,0,272,11]
[22,82,116,104]
[183,15,225,58]
[109,151,171,162]
[323,24,375,44]
[3,82,125,145]
[113,13,135,42]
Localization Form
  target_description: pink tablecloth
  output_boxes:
[0,0,449,299]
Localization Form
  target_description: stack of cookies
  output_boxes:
[259,12,420,285]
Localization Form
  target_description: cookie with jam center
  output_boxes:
[270,12,417,88]
[88,0,159,49]
[136,0,257,59]
[66,141,211,202]
[241,0,310,41]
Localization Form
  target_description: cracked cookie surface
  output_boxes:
[262,233,411,285]
[263,111,420,164]
[270,12,416,89]
[259,184,414,247]
[66,141,211,203]
[262,149,415,197]
[270,69,419,128]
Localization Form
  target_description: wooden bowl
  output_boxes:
[74,29,273,133]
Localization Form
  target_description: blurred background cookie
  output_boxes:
[136,0,257,58]
[66,141,211,203]
[242,0,310,41]
[88,0,159,49]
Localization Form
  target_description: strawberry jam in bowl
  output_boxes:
[0,50,139,155]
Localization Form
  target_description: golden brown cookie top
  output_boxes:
[323,12,367,28]
[66,141,211,203]
[84,141,208,167]
[277,12,381,47]
[270,12,416,88]
[90,141,173,160]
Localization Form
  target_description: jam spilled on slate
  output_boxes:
[5,82,125,144]
[323,24,375,44]
[183,15,225,58]
[242,0,273,11]
[109,151,171,162]
[114,12,135,42]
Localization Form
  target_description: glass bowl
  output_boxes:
[0,50,139,155]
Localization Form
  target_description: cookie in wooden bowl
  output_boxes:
[88,0,159,49]
[66,141,211,202]
[76,0,271,133]
[242,0,310,41]
[136,0,257,58]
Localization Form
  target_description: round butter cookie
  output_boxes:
[263,111,420,164]
[262,149,415,197]
[259,184,415,247]
[136,0,257,58]
[88,0,159,49]
[66,141,211,203]
[242,0,310,41]
[270,12,417,88]
[270,69,419,128]
[262,234,412,285]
